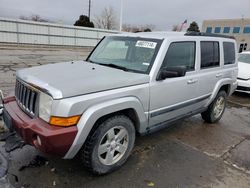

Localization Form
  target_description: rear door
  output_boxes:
[197,41,222,99]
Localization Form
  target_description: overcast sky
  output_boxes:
[0,0,250,30]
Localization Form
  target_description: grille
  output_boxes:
[15,80,39,116]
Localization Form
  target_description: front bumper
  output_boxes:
[3,96,78,157]
[236,79,250,94]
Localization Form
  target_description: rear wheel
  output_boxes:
[81,115,135,175]
[201,91,227,123]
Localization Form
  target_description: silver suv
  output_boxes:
[2,32,238,174]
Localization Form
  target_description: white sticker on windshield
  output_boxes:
[136,41,157,49]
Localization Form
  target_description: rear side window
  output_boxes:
[161,42,196,71]
[201,41,220,69]
[223,42,236,65]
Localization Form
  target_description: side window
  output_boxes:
[223,42,236,65]
[161,42,196,71]
[200,41,220,69]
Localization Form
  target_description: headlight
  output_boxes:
[39,92,53,122]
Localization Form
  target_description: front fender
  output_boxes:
[63,97,147,159]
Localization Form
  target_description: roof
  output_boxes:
[116,31,235,40]
[117,31,186,39]
[203,18,250,23]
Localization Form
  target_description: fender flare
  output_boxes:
[206,78,235,107]
[63,97,147,159]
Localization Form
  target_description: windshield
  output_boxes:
[87,36,162,74]
[239,53,250,64]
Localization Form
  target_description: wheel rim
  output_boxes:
[213,96,225,119]
[98,126,129,166]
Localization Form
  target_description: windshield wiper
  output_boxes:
[97,63,129,72]
[86,59,96,64]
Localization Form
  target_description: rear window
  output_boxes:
[223,42,236,65]
[201,41,220,69]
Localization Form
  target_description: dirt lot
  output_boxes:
[0,45,250,188]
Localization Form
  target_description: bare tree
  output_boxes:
[143,24,155,31]
[122,24,140,32]
[172,24,180,31]
[123,24,155,33]
[19,14,49,22]
[94,6,118,30]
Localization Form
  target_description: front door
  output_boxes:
[149,41,200,127]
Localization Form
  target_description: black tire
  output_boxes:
[201,91,227,123]
[81,115,135,175]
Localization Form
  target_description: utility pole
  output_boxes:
[119,0,123,31]
[88,0,91,20]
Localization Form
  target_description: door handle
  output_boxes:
[216,73,223,78]
[187,79,198,84]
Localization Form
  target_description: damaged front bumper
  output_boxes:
[2,96,78,157]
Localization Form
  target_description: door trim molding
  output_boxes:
[145,107,207,135]
[150,93,211,118]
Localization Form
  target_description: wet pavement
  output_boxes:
[229,92,250,108]
[0,45,250,188]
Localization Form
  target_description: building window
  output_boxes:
[223,42,236,65]
[206,27,212,33]
[233,27,240,33]
[201,41,220,69]
[243,26,250,33]
[214,27,221,33]
[223,27,230,33]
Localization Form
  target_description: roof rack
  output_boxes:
[185,31,235,39]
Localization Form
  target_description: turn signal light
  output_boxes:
[49,115,81,127]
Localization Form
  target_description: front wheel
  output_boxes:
[81,115,135,175]
[201,91,227,123]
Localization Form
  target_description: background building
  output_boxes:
[202,18,250,52]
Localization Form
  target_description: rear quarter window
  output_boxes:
[223,42,236,65]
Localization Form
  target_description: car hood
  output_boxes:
[16,61,150,99]
[238,62,250,80]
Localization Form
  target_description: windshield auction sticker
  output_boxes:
[136,41,157,49]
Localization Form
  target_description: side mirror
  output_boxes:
[157,66,187,80]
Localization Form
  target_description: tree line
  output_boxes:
[19,6,200,33]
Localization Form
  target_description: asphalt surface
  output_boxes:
[0,44,91,96]
[0,45,250,188]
